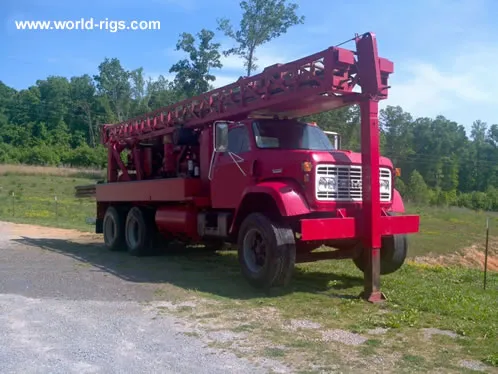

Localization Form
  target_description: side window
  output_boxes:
[228,125,250,153]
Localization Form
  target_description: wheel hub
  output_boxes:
[243,228,267,273]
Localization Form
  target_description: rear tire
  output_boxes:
[125,207,155,257]
[237,213,296,289]
[103,206,125,251]
[353,234,407,275]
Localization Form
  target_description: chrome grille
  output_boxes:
[315,165,392,201]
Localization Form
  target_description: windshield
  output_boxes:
[252,120,335,151]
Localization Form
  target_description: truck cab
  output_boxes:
[207,119,413,288]
[210,119,401,215]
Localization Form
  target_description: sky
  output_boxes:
[1,0,497,134]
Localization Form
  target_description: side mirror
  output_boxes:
[214,122,229,152]
[323,130,341,150]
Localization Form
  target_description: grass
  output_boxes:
[406,204,498,257]
[0,169,99,231]
[1,164,498,372]
[145,255,497,372]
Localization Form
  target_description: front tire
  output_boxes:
[125,207,155,257]
[237,213,296,289]
[103,206,125,251]
[353,234,407,275]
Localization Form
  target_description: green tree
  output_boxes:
[146,75,184,111]
[9,86,40,125]
[0,81,16,120]
[440,156,459,192]
[217,0,304,76]
[129,67,150,117]
[23,144,61,165]
[458,145,477,192]
[406,170,430,205]
[380,105,414,168]
[471,191,491,211]
[470,120,488,191]
[37,76,71,129]
[93,58,131,122]
[69,75,98,147]
[395,176,406,196]
[169,29,222,97]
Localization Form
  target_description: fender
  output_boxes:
[229,180,311,234]
[390,188,405,213]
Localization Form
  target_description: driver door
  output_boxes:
[210,123,253,209]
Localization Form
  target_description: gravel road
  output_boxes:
[0,222,267,374]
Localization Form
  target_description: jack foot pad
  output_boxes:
[359,290,387,303]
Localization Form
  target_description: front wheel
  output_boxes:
[237,213,296,289]
[353,234,407,275]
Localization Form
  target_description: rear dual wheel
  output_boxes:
[103,206,156,256]
[125,207,156,256]
[103,206,125,251]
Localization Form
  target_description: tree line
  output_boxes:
[306,106,498,211]
[0,0,496,211]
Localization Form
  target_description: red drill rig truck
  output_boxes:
[83,32,420,302]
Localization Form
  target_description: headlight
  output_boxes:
[318,176,337,192]
[380,179,390,193]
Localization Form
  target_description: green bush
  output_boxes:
[21,145,61,166]
[63,144,106,168]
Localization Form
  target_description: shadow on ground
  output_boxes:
[13,236,364,300]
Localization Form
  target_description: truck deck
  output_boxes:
[95,178,204,203]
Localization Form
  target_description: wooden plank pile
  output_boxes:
[75,184,96,198]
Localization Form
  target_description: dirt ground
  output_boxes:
[0,221,280,374]
[4,222,101,241]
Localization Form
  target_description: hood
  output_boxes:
[254,149,394,182]
[311,149,393,168]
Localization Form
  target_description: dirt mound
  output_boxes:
[413,245,498,272]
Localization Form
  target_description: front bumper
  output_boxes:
[300,214,420,241]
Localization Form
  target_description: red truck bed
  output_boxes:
[96,178,203,202]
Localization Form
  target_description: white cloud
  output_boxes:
[383,43,498,127]
[211,74,239,88]
[218,44,297,73]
